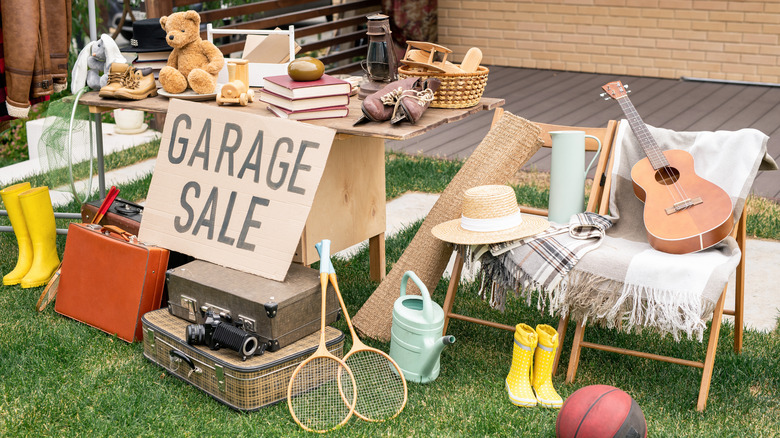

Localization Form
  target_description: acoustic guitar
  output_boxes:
[601,81,733,254]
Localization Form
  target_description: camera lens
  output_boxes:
[212,323,258,360]
[241,336,258,357]
[185,324,205,345]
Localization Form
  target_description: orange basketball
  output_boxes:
[556,385,646,438]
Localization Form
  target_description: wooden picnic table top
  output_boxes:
[77,91,504,142]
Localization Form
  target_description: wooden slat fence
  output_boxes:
[145,0,380,74]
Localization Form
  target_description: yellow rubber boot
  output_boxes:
[18,187,60,288]
[532,324,563,409]
[1,182,33,285]
[505,323,537,407]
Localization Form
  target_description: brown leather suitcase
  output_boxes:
[142,308,345,411]
[55,223,170,342]
[166,259,340,352]
[81,197,143,236]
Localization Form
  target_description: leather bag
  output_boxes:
[55,223,169,342]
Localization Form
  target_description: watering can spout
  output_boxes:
[419,335,455,377]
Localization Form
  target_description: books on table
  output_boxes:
[124,50,172,79]
[133,59,169,70]
[260,73,351,120]
[266,104,349,121]
[259,89,349,111]
[262,74,351,99]
[136,50,173,62]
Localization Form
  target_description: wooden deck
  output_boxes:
[386,66,780,201]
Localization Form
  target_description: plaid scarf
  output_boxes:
[473,212,613,311]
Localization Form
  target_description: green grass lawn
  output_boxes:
[1,146,779,436]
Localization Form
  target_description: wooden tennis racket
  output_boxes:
[287,240,357,432]
[316,240,407,422]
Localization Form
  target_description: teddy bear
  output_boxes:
[158,10,224,95]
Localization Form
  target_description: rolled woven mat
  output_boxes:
[352,110,543,341]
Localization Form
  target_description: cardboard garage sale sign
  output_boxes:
[139,99,335,281]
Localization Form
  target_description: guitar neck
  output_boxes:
[615,96,669,169]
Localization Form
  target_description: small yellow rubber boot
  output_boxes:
[505,323,538,407]
[1,182,33,285]
[18,187,60,288]
[532,324,563,409]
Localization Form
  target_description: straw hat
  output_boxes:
[431,185,549,245]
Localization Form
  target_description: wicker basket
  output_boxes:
[397,65,489,109]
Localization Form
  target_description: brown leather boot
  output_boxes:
[390,78,441,124]
[353,77,420,125]
[98,63,133,98]
[114,68,158,100]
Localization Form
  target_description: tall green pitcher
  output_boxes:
[548,131,602,224]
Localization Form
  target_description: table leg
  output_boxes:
[296,135,386,269]
[92,112,106,198]
[369,232,386,281]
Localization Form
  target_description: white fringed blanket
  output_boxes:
[478,120,769,341]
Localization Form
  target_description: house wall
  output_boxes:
[438,0,780,83]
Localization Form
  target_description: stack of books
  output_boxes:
[126,50,171,79]
[260,74,351,121]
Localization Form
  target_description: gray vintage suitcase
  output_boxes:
[142,308,345,411]
[166,259,339,352]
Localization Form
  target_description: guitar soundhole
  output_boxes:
[654,166,680,185]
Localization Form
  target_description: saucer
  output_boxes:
[157,89,217,101]
[113,123,149,135]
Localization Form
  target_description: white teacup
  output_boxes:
[113,109,145,131]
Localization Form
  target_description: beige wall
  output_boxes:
[438,0,780,83]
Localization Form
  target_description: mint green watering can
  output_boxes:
[389,271,455,384]
[548,131,602,224]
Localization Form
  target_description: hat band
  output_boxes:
[460,211,523,232]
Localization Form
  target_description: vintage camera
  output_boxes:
[185,310,263,361]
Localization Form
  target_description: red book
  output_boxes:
[259,89,350,111]
[266,104,349,121]
[263,74,351,99]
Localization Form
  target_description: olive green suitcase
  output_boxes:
[166,259,340,352]
[142,308,345,411]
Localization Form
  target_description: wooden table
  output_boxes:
[79,91,504,280]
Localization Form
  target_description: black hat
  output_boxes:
[125,18,172,52]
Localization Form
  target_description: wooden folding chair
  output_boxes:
[563,143,748,412]
[441,119,749,411]
[440,120,619,372]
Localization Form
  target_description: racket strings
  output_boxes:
[345,350,407,421]
[288,356,356,432]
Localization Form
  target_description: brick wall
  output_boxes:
[438,0,780,83]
